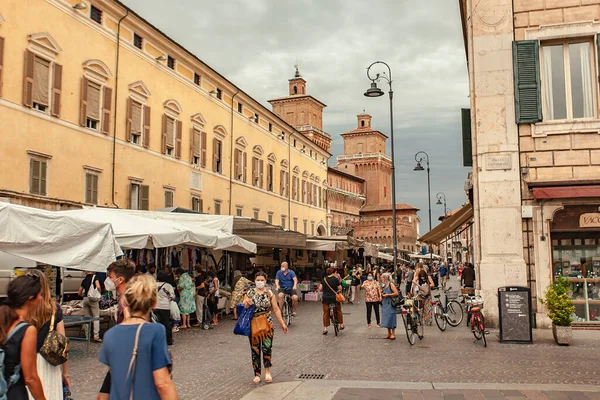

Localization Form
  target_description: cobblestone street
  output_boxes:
[68,295,600,400]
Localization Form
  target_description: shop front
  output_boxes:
[550,205,600,324]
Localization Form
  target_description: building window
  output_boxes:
[214,200,222,215]
[213,139,223,174]
[84,79,103,130]
[31,56,51,112]
[90,5,102,24]
[129,183,149,210]
[194,72,201,86]
[236,206,243,217]
[128,100,144,145]
[167,56,175,70]
[253,209,259,220]
[267,164,274,192]
[85,172,99,204]
[268,123,272,132]
[29,158,47,196]
[234,148,247,181]
[281,215,287,229]
[267,212,273,225]
[237,103,243,113]
[133,33,143,50]
[542,40,595,121]
[164,190,174,208]
[252,156,264,188]
[303,220,308,234]
[216,88,222,100]
[192,196,203,212]
[164,116,176,157]
[311,221,315,235]
[254,113,259,123]
[293,218,298,231]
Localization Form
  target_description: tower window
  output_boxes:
[293,86,297,94]
[361,120,365,127]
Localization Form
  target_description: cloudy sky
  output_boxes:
[122,0,471,233]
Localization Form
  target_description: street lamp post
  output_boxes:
[364,61,397,275]
[414,151,432,266]
[436,192,448,263]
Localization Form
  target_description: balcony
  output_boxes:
[337,152,392,163]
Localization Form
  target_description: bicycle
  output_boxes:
[463,290,487,347]
[341,281,352,304]
[433,288,464,331]
[328,303,340,336]
[401,297,424,345]
[280,292,293,327]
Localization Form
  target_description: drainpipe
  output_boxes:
[110,9,129,208]
[288,132,293,228]
[228,89,241,215]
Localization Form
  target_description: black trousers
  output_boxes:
[366,301,380,324]
[154,309,173,345]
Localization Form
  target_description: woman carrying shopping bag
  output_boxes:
[242,272,287,384]
[78,271,102,343]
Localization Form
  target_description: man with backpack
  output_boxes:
[439,263,448,289]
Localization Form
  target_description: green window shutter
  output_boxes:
[461,108,472,167]
[513,40,542,124]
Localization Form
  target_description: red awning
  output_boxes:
[532,185,600,199]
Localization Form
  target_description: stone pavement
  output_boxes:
[242,381,600,400]
[67,290,600,400]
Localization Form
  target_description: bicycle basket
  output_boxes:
[446,290,459,300]
[461,288,475,295]
[467,296,484,309]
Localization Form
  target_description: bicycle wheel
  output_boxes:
[332,313,339,336]
[446,300,464,327]
[472,314,483,340]
[416,311,424,339]
[282,301,290,326]
[434,305,447,331]
[402,313,416,345]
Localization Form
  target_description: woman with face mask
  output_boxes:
[242,272,287,384]
[361,272,382,328]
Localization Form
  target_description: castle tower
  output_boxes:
[337,113,391,206]
[268,67,331,152]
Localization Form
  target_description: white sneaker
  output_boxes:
[172,326,180,333]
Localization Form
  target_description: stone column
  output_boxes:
[467,0,527,326]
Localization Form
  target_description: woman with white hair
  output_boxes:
[380,272,399,340]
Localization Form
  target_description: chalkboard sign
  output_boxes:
[498,286,532,343]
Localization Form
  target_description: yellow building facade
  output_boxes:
[0,0,329,234]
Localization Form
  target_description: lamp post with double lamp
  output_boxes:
[414,151,432,266]
[436,192,448,263]
[364,61,398,275]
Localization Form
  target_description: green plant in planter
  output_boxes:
[542,276,575,327]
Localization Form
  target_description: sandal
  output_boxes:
[253,376,261,384]
[390,335,396,340]
[265,375,273,383]
[384,334,391,339]
[92,337,103,343]
[322,330,328,335]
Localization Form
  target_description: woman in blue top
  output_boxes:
[99,274,177,400]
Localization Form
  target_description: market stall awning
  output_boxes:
[0,203,121,271]
[60,208,219,250]
[378,252,393,261]
[419,204,473,244]
[232,218,306,248]
[302,239,348,251]
[96,209,256,253]
[532,185,600,199]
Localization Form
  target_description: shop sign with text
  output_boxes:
[580,213,600,228]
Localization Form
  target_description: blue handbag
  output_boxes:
[233,304,255,336]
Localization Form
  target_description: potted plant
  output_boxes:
[542,276,575,345]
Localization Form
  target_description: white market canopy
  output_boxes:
[94,209,257,254]
[378,252,394,261]
[58,208,220,250]
[0,203,121,271]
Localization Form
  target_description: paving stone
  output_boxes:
[333,388,401,400]
[66,281,600,400]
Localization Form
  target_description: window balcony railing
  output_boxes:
[337,152,392,163]
[295,125,331,139]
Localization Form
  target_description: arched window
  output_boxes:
[162,99,183,159]
[80,59,112,133]
[252,145,264,188]
[234,136,248,182]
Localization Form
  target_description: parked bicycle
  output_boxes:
[461,288,487,347]
[401,297,424,345]
[281,292,293,327]
[433,288,464,331]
